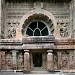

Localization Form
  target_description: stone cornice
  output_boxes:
[0,38,75,50]
[55,38,75,45]
[0,39,22,45]
[0,38,75,45]
[5,0,71,3]
[22,35,55,44]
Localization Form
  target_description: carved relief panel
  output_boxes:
[1,51,6,70]
[57,22,69,37]
[6,22,17,38]
[17,51,24,70]
[5,52,13,70]
[61,51,69,70]
[53,52,58,70]
[69,51,75,69]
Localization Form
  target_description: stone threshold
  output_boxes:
[55,70,75,73]
[62,70,75,73]
[1,70,75,73]
[0,70,23,72]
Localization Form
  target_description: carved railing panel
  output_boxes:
[61,51,69,70]
[5,52,13,70]
[1,51,5,70]
[17,51,24,70]
[53,52,58,69]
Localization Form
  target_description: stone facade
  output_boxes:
[0,0,75,72]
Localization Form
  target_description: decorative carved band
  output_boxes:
[22,35,55,44]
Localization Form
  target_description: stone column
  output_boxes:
[12,50,17,70]
[24,50,30,72]
[31,53,33,69]
[70,1,73,37]
[47,50,53,71]
[57,51,62,70]
[69,50,74,69]
[0,0,1,38]
[72,0,75,37]
[42,53,47,70]
[1,51,5,70]
[0,50,1,70]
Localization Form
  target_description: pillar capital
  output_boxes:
[47,50,53,53]
[24,50,29,52]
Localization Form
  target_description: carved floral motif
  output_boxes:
[58,22,69,37]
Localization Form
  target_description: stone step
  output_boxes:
[32,67,45,71]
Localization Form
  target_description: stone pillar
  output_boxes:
[72,0,75,37]
[57,51,62,70]
[12,50,17,70]
[70,1,73,37]
[24,50,30,72]
[0,0,1,38]
[0,51,1,70]
[31,53,33,69]
[1,51,5,70]
[69,50,74,69]
[47,50,53,71]
[42,53,47,70]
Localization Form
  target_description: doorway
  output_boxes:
[32,53,42,67]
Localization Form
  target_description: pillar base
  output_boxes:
[47,69,54,72]
[23,70,31,74]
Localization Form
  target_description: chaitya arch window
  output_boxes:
[26,21,49,36]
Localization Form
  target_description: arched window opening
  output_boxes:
[26,21,49,36]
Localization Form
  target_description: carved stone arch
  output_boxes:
[16,9,57,38]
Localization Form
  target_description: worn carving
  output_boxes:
[6,52,12,70]
[17,52,24,70]
[1,51,5,70]
[7,27,16,38]
[61,51,69,70]
[58,22,69,37]
[53,52,58,69]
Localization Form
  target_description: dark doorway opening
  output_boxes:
[33,53,42,67]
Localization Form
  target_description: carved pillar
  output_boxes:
[0,50,1,70]
[0,0,1,38]
[12,50,17,70]
[74,50,75,69]
[72,0,75,37]
[1,51,5,70]
[1,0,6,38]
[57,51,62,70]
[70,1,73,37]
[47,50,53,71]
[69,51,74,69]
[42,53,47,70]
[31,53,33,69]
[24,50,30,72]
